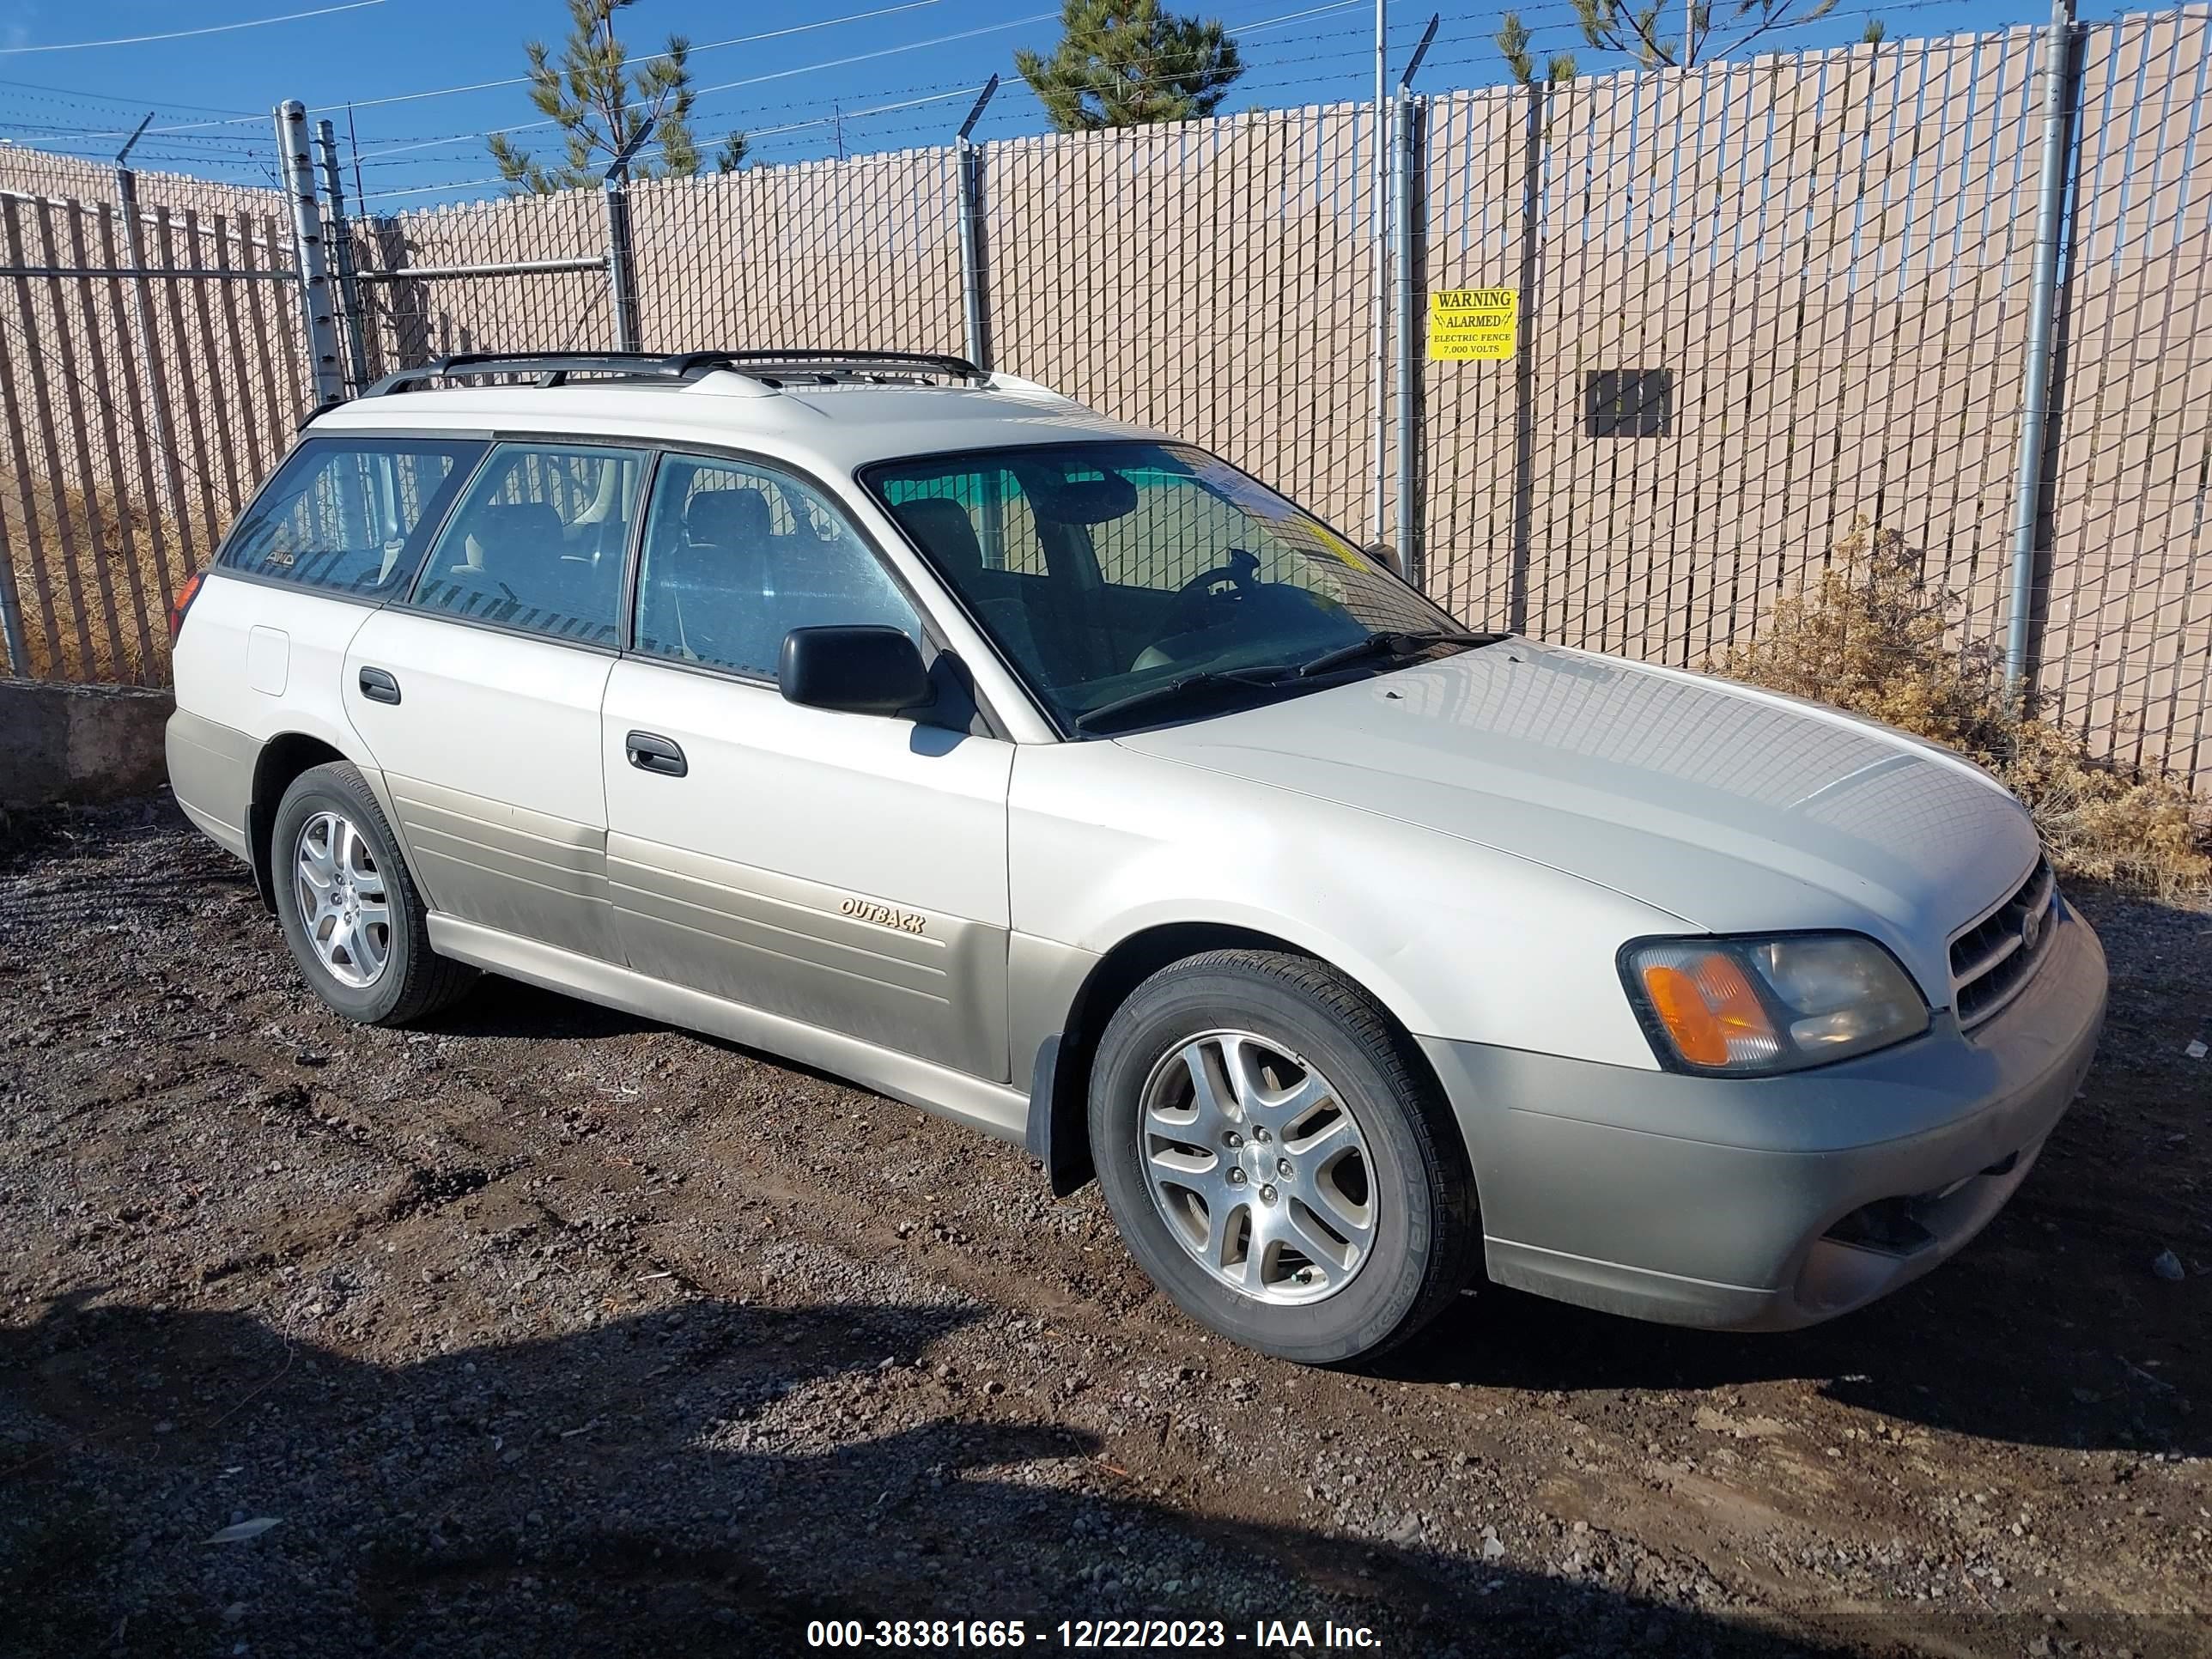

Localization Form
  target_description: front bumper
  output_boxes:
[1420,898,2107,1331]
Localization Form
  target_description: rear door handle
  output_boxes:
[358,666,401,705]
[625,731,687,777]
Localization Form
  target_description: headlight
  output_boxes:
[1619,933,1929,1075]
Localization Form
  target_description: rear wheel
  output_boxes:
[1088,949,1481,1364]
[270,761,475,1026]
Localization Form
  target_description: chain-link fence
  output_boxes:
[0,173,302,684]
[1,8,2206,788]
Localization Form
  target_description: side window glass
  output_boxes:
[635,455,921,679]
[221,436,486,596]
[411,442,644,645]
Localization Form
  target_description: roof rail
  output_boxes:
[679,349,981,384]
[361,349,985,398]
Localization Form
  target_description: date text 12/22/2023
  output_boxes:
[804,1617,1384,1649]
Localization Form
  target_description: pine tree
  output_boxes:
[1496,13,1577,85]
[487,0,750,193]
[1015,0,1244,133]
[1567,0,1842,71]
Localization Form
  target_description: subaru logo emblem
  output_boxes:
[2021,906,2042,951]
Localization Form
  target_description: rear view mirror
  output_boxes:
[1365,541,1406,579]
[779,626,930,717]
[1033,473,1138,525]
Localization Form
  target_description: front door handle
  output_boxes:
[358,666,401,705]
[625,731,687,777]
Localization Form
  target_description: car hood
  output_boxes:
[1114,641,2039,1000]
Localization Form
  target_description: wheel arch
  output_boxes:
[1027,921,1463,1200]
[246,733,353,910]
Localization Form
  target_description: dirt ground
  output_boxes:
[2,798,2205,1659]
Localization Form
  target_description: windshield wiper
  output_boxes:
[1073,666,1292,734]
[1294,628,1508,680]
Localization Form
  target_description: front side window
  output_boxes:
[867,442,1468,732]
[411,441,646,645]
[221,435,485,596]
[634,453,921,680]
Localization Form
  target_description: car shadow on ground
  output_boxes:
[0,1295,1860,1659]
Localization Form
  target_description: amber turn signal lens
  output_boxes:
[1641,952,1777,1068]
[167,569,205,641]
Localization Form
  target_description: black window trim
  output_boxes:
[384,430,663,658]
[617,439,1010,742]
[210,426,496,610]
[212,423,1016,738]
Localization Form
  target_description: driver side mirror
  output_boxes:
[779,625,930,717]
[1365,540,1406,580]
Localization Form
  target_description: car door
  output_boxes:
[344,438,647,963]
[600,450,1015,1080]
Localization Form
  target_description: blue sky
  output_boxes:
[0,0,2115,206]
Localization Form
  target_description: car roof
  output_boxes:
[308,368,1162,476]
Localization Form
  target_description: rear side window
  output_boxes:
[220,436,486,596]
[410,442,647,646]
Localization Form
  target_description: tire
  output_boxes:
[269,761,476,1026]
[1088,949,1481,1365]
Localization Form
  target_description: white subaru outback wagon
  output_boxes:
[167,349,2107,1364]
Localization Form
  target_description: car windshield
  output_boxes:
[864,441,1486,732]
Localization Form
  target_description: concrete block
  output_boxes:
[0,679,175,808]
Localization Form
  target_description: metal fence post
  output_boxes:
[274,100,346,408]
[956,76,1000,371]
[602,125,653,355]
[1370,0,1391,543]
[112,115,182,532]
[314,118,372,394]
[0,557,23,677]
[1393,18,1438,588]
[2003,0,2079,691]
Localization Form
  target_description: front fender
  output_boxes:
[1008,741,1674,1071]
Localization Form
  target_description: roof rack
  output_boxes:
[360,349,985,398]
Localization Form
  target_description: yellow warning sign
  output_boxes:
[1430,288,1517,360]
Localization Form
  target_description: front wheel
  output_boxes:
[1088,950,1481,1364]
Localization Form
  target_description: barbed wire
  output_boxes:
[1,0,2070,209]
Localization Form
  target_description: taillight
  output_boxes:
[168,568,206,641]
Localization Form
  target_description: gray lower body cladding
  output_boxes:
[165,708,257,860]
[1421,900,2107,1331]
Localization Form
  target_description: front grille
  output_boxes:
[1949,857,2057,1027]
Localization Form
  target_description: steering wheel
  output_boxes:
[1171,547,1261,632]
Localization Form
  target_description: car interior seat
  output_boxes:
[889,497,1043,673]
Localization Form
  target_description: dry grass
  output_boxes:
[0,464,196,684]
[1716,519,2211,896]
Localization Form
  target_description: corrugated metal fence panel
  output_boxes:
[2039,7,2212,783]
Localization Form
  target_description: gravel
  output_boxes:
[1,799,2205,1657]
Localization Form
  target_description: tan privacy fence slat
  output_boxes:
[0,192,311,683]
[0,10,2207,791]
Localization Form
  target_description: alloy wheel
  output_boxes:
[1138,1029,1376,1304]
[293,810,391,989]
